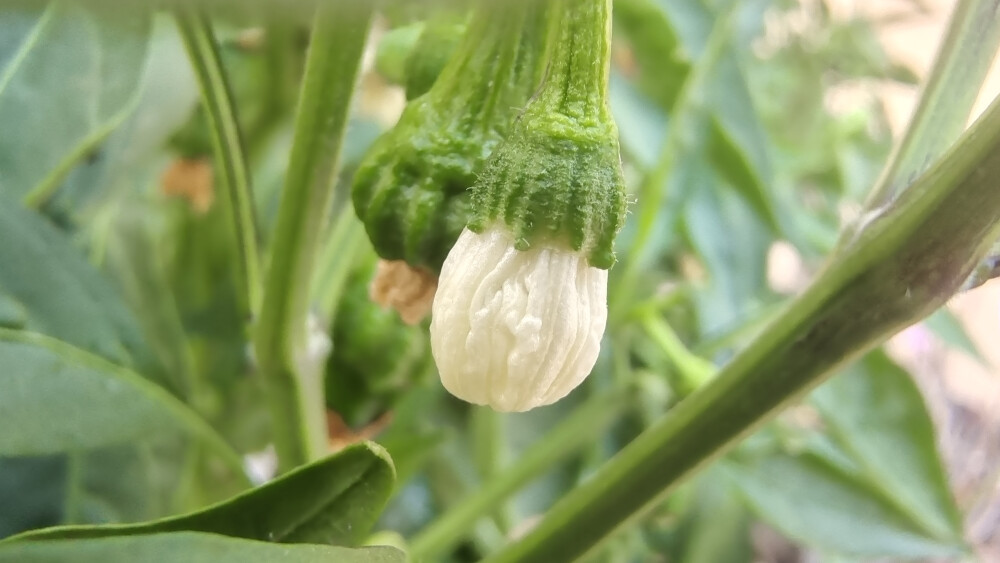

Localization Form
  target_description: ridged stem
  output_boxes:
[532,0,612,122]
[429,0,551,133]
[253,2,373,472]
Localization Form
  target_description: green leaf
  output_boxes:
[672,470,752,563]
[612,0,692,111]
[864,0,1000,206]
[0,456,66,539]
[0,532,405,563]
[1,440,194,539]
[704,51,779,231]
[0,330,243,480]
[0,195,151,371]
[812,351,964,542]
[9,442,395,547]
[725,452,964,558]
[0,2,151,204]
[923,308,986,364]
[681,178,771,334]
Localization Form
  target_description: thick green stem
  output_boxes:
[534,0,612,122]
[253,2,372,473]
[175,11,262,318]
[485,92,1000,562]
[410,388,632,561]
[431,0,550,127]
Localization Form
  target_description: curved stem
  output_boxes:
[485,92,1000,563]
[175,10,262,318]
[410,389,632,560]
[253,2,373,472]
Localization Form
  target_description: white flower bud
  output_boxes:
[430,227,608,412]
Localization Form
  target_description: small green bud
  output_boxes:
[403,20,464,99]
[374,22,425,86]
[325,261,429,427]
[353,0,550,274]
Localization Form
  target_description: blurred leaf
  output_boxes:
[923,307,986,363]
[0,330,240,477]
[671,470,752,563]
[865,0,1000,206]
[704,50,779,231]
[10,442,395,547]
[613,0,692,110]
[812,351,964,542]
[0,532,405,563]
[0,2,151,203]
[726,451,964,558]
[101,201,196,399]
[609,73,667,170]
[0,195,154,373]
[375,385,450,488]
[682,179,771,336]
[56,16,200,214]
[0,456,66,539]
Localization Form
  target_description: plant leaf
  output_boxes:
[0,195,152,372]
[0,2,151,204]
[725,451,964,558]
[673,470,752,563]
[865,0,1000,206]
[812,351,963,542]
[53,16,200,215]
[0,330,242,479]
[923,307,986,364]
[0,532,405,563]
[0,456,66,539]
[704,50,779,231]
[8,442,395,547]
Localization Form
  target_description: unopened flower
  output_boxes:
[431,228,607,411]
[430,0,625,411]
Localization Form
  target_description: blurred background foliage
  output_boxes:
[0,0,992,561]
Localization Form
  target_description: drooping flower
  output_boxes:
[430,0,626,411]
[431,228,608,411]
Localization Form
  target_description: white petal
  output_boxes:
[430,227,608,412]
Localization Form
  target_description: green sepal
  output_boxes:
[469,112,627,270]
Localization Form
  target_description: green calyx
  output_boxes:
[468,0,626,270]
[353,0,550,274]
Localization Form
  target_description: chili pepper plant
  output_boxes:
[1,0,999,561]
